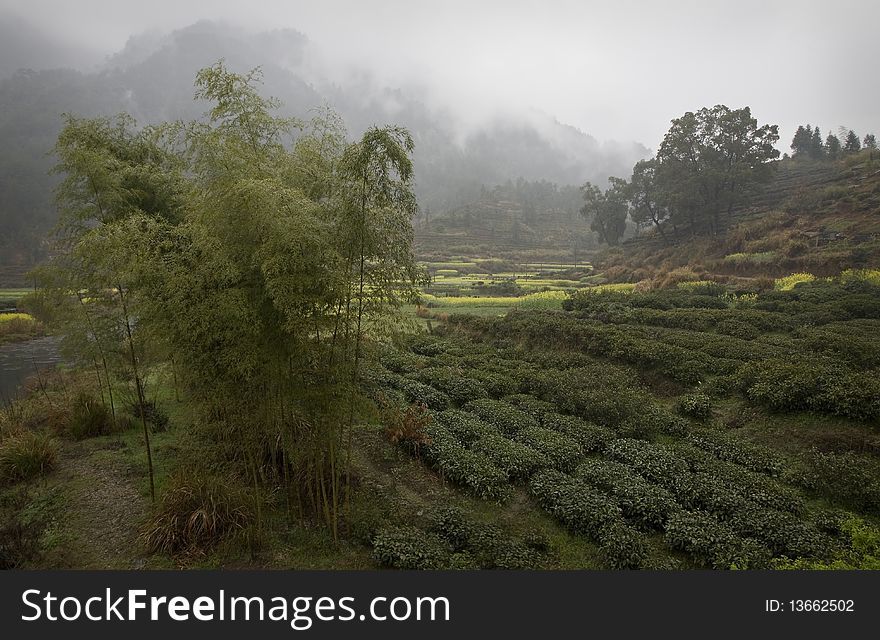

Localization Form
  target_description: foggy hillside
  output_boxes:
[0,17,648,268]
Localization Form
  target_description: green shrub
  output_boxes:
[463,399,540,435]
[541,413,615,452]
[423,424,511,502]
[795,450,880,514]
[599,521,648,569]
[514,426,582,472]
[726,501,825,558]
[396,378,450,410]
[773,517,880,570]
[605,438,690,487]
[471,433,548,480]
[416,367,489,405]
[576,459,679,529]
[372,526,451,569]
[685,428,782,476]
[737,359,880,422]
[503,394,557,419]
[677,393,712,420]
[528,468,621,538]
[429,507,546,569]
[67,392,113,440]
[0,432,57,484]
[434,410,497,444]
[664,510,767,569]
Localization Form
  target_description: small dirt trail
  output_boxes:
[51,439,149,568]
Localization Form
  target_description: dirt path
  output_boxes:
[50,439,149,568]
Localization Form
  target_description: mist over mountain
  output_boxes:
[0,17,649,268]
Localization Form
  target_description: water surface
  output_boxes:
[0,336,63,401]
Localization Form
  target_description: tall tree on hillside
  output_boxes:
[809,126,824,159]
[655,105,779,235]
[844,130,861,153]
[864,134,877,150]
[627,158,671,243]
[825,133,841,159]
[581,178,628,246]
[791,125,812,156]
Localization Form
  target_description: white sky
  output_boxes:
[2,0,878,150]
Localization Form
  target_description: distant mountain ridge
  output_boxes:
[0,17,649,277]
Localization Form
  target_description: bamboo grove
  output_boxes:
[31,62,426,538]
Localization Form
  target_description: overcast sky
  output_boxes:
[2,0,878,150]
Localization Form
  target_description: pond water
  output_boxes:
[0,336,63,402]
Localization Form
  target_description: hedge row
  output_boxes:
[528,468,647,569]
[540,413,616,452]
[463,399,540,435]
[514,427,583,472]
[471,432,548,480]
[422,423,511,502]
[664,511,772,569]
[576,459,679,530]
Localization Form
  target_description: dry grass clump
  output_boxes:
[142,472,254,556]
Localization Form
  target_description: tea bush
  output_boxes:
[795,450,880,514]
[372,526,451,569]
[605,439,690,487]
[415,367,489,404]
[664,510,768,569]
[685,429,783,476]
[471,433,548,480]
[422,424,511,502]
[503,394,558,419]
[736,359,880,422]
[599,520,648,569]
[463,399,540,435]
[677,393,712,420]
[541,413,615,452]
[514,427,583,472]
[528,468,621,539]
[434,410,497,445]
[396,378,451,410]
[576,459,679,529]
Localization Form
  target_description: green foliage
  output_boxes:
[0,432,57,484]
[528,468,618,537]
[540,413,616,452]
[684,428,782,476]
[372,526,451,569]
[415,367,489,404]
[664,510,770,569]
[581,178,628,246]
[677,392,712,420]
[774,517,880,570]
[655,105,779,235]
[736,359,880,422]
[795,450,880,514]
[514,426,582,472]
[66,393,113,440]
[422,423,511,502]
[463,399,540,435]
[471,433,547,480]
[434,409,497,445]
[529,469,647,568]
[576,459,679,529]
[429,507,546,569]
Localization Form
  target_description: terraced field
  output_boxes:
[363,274,880,569]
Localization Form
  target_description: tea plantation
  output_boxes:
[364,275,880,569]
